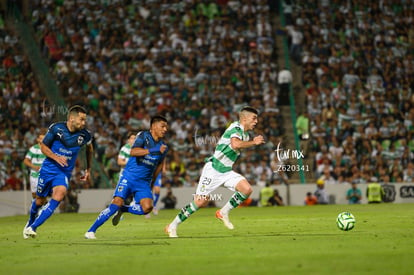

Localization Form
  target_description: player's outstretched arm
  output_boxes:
[230,136,265,150]
[130,144,167,156]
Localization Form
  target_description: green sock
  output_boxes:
[171,202,199,226]
[221,191,248,214]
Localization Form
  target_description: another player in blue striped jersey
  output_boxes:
[23,105,93,239]
[85,115,169,239]
[165,106,265,237]
[117,132,163,218]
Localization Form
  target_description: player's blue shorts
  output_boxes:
[36,169,70,197]
[153,173,162,188]
[113,174,152,203]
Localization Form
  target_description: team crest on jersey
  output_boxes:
[77,135,84,145]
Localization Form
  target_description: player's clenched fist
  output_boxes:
[253,135,265,145]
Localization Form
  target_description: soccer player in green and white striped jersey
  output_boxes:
[165,106,265,237]
[23,129,47,198]
[117,132,136,176]
[23,129,47,239]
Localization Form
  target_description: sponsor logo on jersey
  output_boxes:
[77,135,84,145]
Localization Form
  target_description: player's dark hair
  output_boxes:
[126,131,136,138]
[68,105,87,116]
[240,106,259,115]
[150,115,168,126]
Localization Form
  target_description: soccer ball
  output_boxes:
[336,212,356,231]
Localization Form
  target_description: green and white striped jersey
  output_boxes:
[25,144,46,178]
[118,143,131,175]
[210,121,250,173]
[118,143,132,162]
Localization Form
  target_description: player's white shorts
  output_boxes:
[30,176,38,193]
[195,162,245,196]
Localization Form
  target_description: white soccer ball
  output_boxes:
[336,212,356,231]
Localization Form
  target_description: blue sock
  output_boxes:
[27,199,41,227]
[30,199,60,231]
[120,204,146,215]
[87,204,119,233]
[153,193,160,208]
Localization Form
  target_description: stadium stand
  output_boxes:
[287,1,413,183]
[1,1,288,190]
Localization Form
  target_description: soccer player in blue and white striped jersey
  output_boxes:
[85,115,169,239]
[23,105,93,239]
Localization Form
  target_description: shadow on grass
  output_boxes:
[62,240,171,246]
[22,231,361,246]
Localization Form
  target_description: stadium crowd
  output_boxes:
[1,0,284,190]
[286,0,414,183]
[1,0,413,193]
[0,9,45,191]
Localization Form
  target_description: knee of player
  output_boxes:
[244,186,253,196]
[36,197,47,206]
[237,180,253,196]
[241,184,253,196]
[112,196,124,206]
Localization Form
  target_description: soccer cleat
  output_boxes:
[23,226,37,238]
[84,232,96,239]
[145,213,151,219]
[112,211,123,226]
[216,210,234,230]
[23,223,29,239]
[164,224,178,238]
[152,208,159,215]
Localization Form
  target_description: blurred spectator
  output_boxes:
[59,180,80,213]
[259,182,274,206]
[161,188,177,209]
[366,182,385,204]
[403,162,414,182]
[268,189,284,206]
[346,182,362,204]
[277,66,292,105]
[314,179,329,205]
[5,169,22,190]
[304,191,317,205]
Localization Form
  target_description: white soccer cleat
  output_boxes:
[23,223,29,239]
[216,210,234,230]
[23,226,37,238]
[112,211,123,226]
[152,208,159,215]
[164,224,178,238]
[84,232,96,239]
[145,213,151,219]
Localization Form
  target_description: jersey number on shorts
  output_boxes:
[200,177,212,192]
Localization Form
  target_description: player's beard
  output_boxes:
[73,122,85,131]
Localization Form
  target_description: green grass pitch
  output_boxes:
[1,203,414,275]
